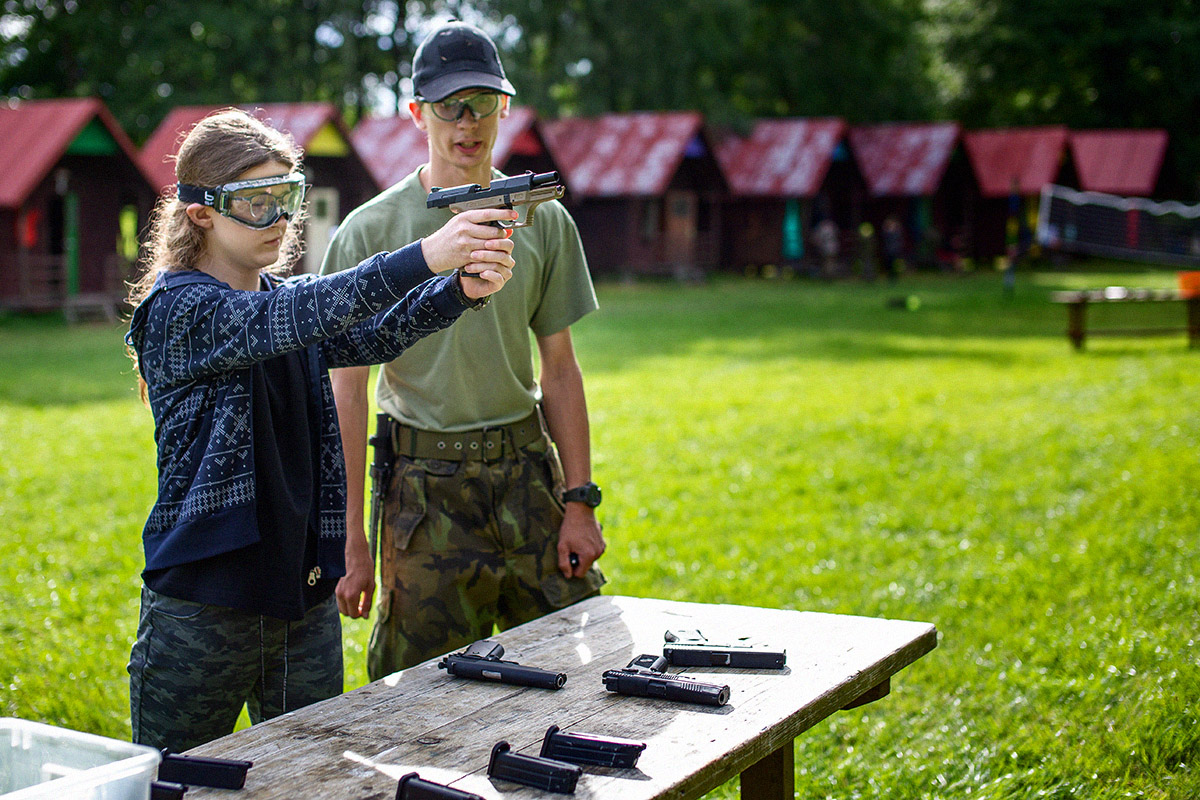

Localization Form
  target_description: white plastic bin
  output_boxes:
[0,718,160,800]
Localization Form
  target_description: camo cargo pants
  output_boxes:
[128,587,342,752]
[368,433,604,680]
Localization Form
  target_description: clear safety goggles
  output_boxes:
[177,173,306,230]
[426,92,501,122]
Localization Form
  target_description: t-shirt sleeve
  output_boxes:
[529,202,599,338]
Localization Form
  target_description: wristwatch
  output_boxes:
[562,481,602,508]
[451,271,491,310]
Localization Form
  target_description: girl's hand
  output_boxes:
[421,209,518,275]
[458,258,513,301]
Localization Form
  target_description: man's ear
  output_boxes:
[409,100,427,132]
[499,95,511,120]
[185,203,215,229]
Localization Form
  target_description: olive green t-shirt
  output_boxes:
[319,167,597,432]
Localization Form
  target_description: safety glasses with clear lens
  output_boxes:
[428,93,501,122]
[177,173,306,229]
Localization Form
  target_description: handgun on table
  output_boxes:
[663,628,787,669]
[438,639,566,689]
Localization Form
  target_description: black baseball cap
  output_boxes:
[412,22,516,103]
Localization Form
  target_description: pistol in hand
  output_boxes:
[426,171,565,229]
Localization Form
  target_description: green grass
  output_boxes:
[2,265,1198,798]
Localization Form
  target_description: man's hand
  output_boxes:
[336,523,375,619]
[556,503,605,579]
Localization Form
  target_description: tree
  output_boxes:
[481,0,939,126]
[941,0,1200,196]
[0,0,425,141]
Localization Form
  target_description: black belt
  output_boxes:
[387,410,543,461]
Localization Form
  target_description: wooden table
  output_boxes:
[186,596,937,800]
[1051,287,1200,350]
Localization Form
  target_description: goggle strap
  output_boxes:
[177,183,217,206]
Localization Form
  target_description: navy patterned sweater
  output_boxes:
[126,242,468,581]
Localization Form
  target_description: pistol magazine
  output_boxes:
[488,741,581,794]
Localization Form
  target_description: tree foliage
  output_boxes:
[0,0,431,140]
[940,0,1200,194]
[483,0,937,127]
[1,0,1197,194]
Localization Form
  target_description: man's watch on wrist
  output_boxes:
[452,271,491,310]
[562,481,602,508]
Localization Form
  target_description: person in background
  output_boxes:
[321,21,605,681]
[124,108,515,751]
[881,216,905,282]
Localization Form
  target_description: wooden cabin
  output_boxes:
[961,126,1069,261]
[715,118,852,275]
[847,122,968,271]
[542,112,727,279]
[0,98,155,318]
[1068,129,1168,197]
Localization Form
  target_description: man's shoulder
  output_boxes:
[339,171,426,231]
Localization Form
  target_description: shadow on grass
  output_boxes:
[2,269,1188,405]
[578,272,1076,373]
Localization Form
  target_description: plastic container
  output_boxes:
[1178,271,1200,299]
[0,718,160,800]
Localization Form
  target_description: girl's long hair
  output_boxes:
[127,108,306,309]
[127,109,307,398]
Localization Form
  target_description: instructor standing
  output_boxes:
[321,21,605,680]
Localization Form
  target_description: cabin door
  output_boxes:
[303,187,339,274]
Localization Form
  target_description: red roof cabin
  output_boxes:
[0,98,156,317]
[140,103,379,274]
[715,118,855,275]
[351,106,557,190]
[848,122,968,271]
[961,126,1070,261]
[1068,129,1168,197]
[542,112,728,279]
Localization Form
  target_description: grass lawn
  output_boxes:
[1,264,1197,798]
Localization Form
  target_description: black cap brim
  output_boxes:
[416,71,516,103]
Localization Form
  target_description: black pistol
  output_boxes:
[426,170,565,229]
[663,628,787,669]
[395,772,483,800]
[602,654,730,707]
[438,639,567,689]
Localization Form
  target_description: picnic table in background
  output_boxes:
[1050,287,1200,351]
[184,595,937,800]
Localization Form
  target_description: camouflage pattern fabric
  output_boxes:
[129,587,342,752]
[368,434,604,680]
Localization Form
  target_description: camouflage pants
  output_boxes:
[129,587,342,752]
[368,434,604,680]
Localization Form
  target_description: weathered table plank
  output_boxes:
[185,596,936,800]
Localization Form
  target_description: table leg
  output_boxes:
[740,740,794,800]
[841,677,891,710]
[1067,301,1087,351]
[1186,297,1199,349]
